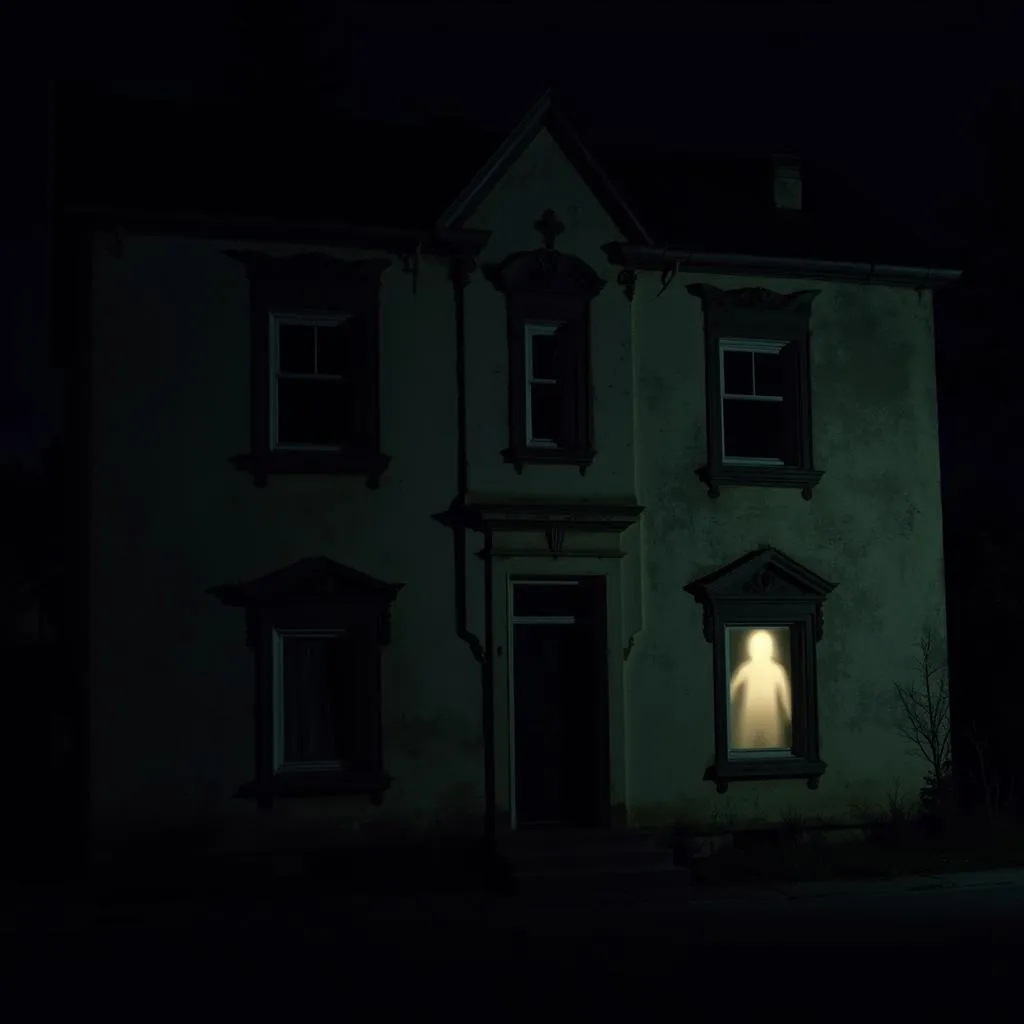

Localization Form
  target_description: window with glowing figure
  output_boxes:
[726,627,793,757]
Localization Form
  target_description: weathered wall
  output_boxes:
[87,124,947,849]
[626,271,946,828]
[463,126,947,831]
[88,234,483,851]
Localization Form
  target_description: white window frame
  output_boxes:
[507,578,579,827]
[723,624,796,762]
[524,321,565,449]
[269,311,352,452]
[720,338,787,466]
[272,627,348,775]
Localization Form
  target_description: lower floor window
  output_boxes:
[726,626,793,756]
[685,546,835,791]
[208,555,402,806]
[274,630,364,772]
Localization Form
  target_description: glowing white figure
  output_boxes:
[729,630,791,750]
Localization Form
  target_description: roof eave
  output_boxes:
[61,205,491,258]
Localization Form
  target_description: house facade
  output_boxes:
[61,95,958,858]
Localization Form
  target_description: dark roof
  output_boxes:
[57,92,960,270]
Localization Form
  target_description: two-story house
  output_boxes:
[55,90,958,863]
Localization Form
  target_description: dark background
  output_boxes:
[2,0,1022,826]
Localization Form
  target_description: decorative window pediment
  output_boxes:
[209,557,404,806]
[483,248,606,299]
[685,547,836,792]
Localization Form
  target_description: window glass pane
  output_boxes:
[753,349,786,397]
[281,635,350,765]
[276,377,353,447]
[722,349,753,395]
[727,626,792,753]
[530,330,560,380]
[529,380,563,445]
[316,319,358,377]
[277,322,316,373]
[513,581,580,618]
[722,397,785,460]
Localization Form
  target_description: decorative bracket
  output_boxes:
[617,267,637,303]
[545,525,566,557]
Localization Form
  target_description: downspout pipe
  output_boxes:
[443,255,496,850]
[447,256,485,665]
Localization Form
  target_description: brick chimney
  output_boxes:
[773,154,802,211]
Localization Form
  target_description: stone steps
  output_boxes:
[500,828,689,890]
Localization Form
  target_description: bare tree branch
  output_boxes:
[893,625,951,785]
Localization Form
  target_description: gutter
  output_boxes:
[604,241,962,288]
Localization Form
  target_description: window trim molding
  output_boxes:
[687,284,823,499]
[208,556,404,808]
[225,251,393,488]
[484,247,605,474]
[684,546,836,793]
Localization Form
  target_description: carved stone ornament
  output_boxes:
[534,208,566,251]
[688,284,820,316]
[483,249,605,299]
[617,267,637,303]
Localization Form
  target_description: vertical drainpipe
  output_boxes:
[447,255,495,850]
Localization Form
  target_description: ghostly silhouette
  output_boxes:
[729,629,792,750]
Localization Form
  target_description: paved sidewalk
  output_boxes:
[5,865,1024,934]
[686,866,1024,905]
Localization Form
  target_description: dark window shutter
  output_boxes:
[555,317,584,448]
[779,341,802,465]
[346,311,374,449]
[327,627,382,776]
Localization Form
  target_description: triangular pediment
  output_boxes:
[437,90,650,244]
[685,547,836,602]
[208,556,403,608]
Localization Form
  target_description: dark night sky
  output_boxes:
[1,1,1018,460]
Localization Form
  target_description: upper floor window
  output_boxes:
[484,225,605,475]
[720,339,791,463]
[688,284,823,499]
[226,251,392,488]
[271,313,359,450]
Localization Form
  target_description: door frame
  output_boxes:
[492,558,627,832]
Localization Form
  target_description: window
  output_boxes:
[685,546,836,792]
[208,556,404,807]
[687,284,823,499]
[720,341,789,463]
[484,247,604,474]
[271,314,360,450]
[525,321,575,448]
[273,629,374,775]
[225,251,392,488]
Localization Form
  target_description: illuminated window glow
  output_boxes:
[726,626,793,756]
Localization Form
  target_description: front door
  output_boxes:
[510,576,609,828]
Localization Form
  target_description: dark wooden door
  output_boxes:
[512,577,609,827]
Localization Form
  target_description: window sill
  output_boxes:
[704,758,826,793]
[697,463,824,500]
[231,450,392,489]
[502,445,596,476]
[237,770,393,805]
